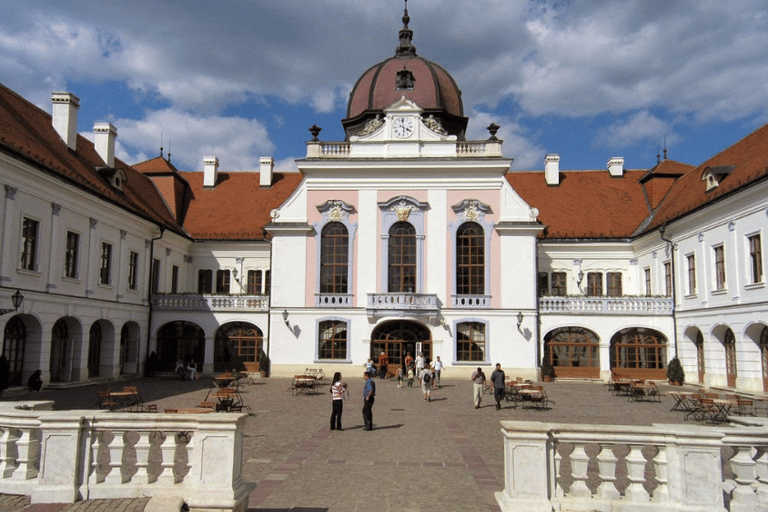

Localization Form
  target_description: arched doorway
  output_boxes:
[156,321,205,371]
[371,320,431,376]
[760,327,768,392]
[119,322,140,375]
[544,327,600,378]
[610,327,668,379]
[50,319,68,382]
[87,322,102,378]
[3,316,26,386]
[695,330,705,384]
[724,328,737,388]
[214,322,262,373]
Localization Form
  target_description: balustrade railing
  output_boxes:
[451,295,491,308]
[366,293,439,315]
[0,401,250,511]
[496,418,768,512]
[315,293,353,307]
[153,294,269,311]
[320,142,351,156]
[539,295,674,316]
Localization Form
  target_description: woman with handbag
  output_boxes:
[330,372,347,431]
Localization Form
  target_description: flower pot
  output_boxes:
[669,380,681,386]
[543,376,553,383]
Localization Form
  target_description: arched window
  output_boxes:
[372,320,432,371]
[456,223,484,295]
[610,327,668,379]
[724,328,737,387]
[388,222,417,293]
[214,322,262,372]
[544,327,600,378]
[695,330,705,383]
[88,322,102,378]
[50,319,68,382]
[3,316,26,386]
[456,322,486,362]
[760,327,768,392]
[157,321,205,371]
[318,320,348,360]
[320,223,349,294]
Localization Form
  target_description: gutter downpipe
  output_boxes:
[659,223,679,357]
[535,235,542,379]
[266,233,272,377]
[144,227,165,373]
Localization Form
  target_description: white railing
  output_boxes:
[366,293,439,315]
[451,295,491,308]
[0,401,250,510]
[320,143,351,156]
[315,293,354,307]
[152,294,269,312]
[495,418,768,512]
[539,296,674,316]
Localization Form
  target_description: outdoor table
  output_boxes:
[214,373,237,388]
[107,389,142,411]
[628,381,661,402]
[712,399,737,423]
[212,388,243,411]
[670,391,696,411]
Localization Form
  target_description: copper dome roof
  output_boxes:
[343,5,468,139]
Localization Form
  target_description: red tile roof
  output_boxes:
[638,159,693,210]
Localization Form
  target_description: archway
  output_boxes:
[120,322,141,375]
[156,321,205,371]
[683,326,705,384]
[3,316,26,386]
[87,322,102,378]
[543,327,600,378]
[609,327,668,379]
[50,319,68,382]
[371,320,431,376]
[214,322,263,373]
[761,327,768,392]
[723,328,737,388]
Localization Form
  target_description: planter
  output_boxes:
[543,376,553,383]
[669,380,681,386]
[260,371,268,378]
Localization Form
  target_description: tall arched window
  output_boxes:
[88,322,102,378]
[3,316,26,386]
[320,222,349,294]
[724,328,737,387]
[456,321,486,362]
[388,222,417,293]
[610,327,667,379]
[318,320,348,360]
[544,327,600,378]
[695,330,705,383]
[456,222,484,295]
[760,327,768,392]
[214,322,263,372]
[50,319,68,382]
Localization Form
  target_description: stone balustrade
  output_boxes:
[451,294,491,308]
[153,294,269,312]
[539,295,674,316]
[0,401,250,511]
[315,293,354,307]
[366,292,439,316]
[495,417,768,512]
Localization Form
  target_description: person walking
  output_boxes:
[378,351,389,379]
[396,367,404,388]
[406,367,415,388]
[330,372,347,431]
[415,352,425,377]
[432,356,443,388]
[490,363,506,410]
[471,367,486,409]
[420,367,432,401]
[362,371,376,430]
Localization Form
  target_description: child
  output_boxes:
[396,367,404,388]
[407,368,414,388]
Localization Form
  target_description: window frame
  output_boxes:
[586,272,603,296]
[748,233,763,284]
[127,251,139,290]
[99,242,113,285]
[713,244,726,291]
[247,269,263,295]
[319,222,350,294]
[644,268,651,296]
[64,231,80,279]
[455,222,486,295]
[215,269,231,294]
[315,318,351,362]
[664,261,672,296]
[537,272,549,297]
[454,319,489,364]
[198,269,212,294]
[607,272,622,297]
[551,272,567,295]
[151,258,160,294]
[686,254,697,296]
[379,195,427,293]
[20,217,39,271]
[171,265,179,294]
[313,199,357,302]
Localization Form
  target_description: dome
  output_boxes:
[343,6,468,139]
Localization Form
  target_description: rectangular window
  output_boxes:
[216,269,230,294]
[65,231,79,278]
[607,272,622,296]
[537,272,549,296]
[714,245,726,290]
[127,251,139,290]
[171,265,179,293]
[265,270,271,294]
[457,322,486,362]
[151,258,160,294]
[551,272,567,295]
[21,217,39,271]
[749,234,763,284]
[100,242,112,285]
[198,269,212,294]
[586,272,603,296]
[664,262,672,296]
[318,320,348,360]
[644,268,651,296]
[687,254,696,295]
[247,270,262,294]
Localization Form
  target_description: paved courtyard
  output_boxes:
[1,374,706,511]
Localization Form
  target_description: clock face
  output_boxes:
[393,117,415,138]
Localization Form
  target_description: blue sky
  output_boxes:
[2,0,767,174]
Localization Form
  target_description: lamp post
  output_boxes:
[516,311,524,330]
[282,309,290,327]
[0,290,23,316]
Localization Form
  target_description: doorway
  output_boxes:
[371,320,431,377]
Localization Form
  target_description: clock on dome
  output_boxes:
[392,116,415,138]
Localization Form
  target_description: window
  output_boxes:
[171,265,179,293]
[456,222,485,295]
[65,231,79,278]
[388,222,417,293]
[714,245,726,290]
[586,272,603,296]
[457,322,486,362]
[265,270,271,294]
[320,222,349,293]
[664,262,672,296]
[99,242,112,285]
[318,320,348,360]
[20,217,39,271]
[644,268,651,296]
[247,270,262,294]
[151,258,160,294]
[551,272,567,295]
[687,254,696,295]
[749,234,763,284]
[127,251,139,290]
[198,269,212,294]
[537,272,549,296]
[216,269,230,294]
[607,272,622,296]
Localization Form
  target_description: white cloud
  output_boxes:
[593,111,673,150]
[467,109,546,170]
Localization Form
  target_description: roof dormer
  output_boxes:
[97,167,128,191]
[701,165,734,191]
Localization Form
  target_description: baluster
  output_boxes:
[554,446,565,498]
[11,426,39,480]
[183,432,194,484]
[568,442,591,498]
[133,431,152,485]
[755,447,768,504]
[729,445,759,507]
[0,427,18,478]
[89,430,103,485]
[596,443,620,500]
[652,445,669,502]
[624,444,650,501]
[156,431,178,485]
[103,430,127,485]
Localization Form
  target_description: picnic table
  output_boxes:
[289,375,320,395]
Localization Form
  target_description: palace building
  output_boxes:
[1,8,766,392]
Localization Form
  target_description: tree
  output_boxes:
[666,356,685,384]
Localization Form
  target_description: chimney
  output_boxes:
[544,154,560,186]
[608,157,624,177]
[93,122,117,167]
[203,156,219,188]
[51,92,80,151]
[259,157,274,187]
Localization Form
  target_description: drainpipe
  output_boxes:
[659,224,678,357]
[265,229,272,377]
[144,227,165,373]
[534,236,542,379]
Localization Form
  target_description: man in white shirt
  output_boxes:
[432,356,443,388]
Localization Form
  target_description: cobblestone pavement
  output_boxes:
[1,375,699,511]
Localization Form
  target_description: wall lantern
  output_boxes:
[516,311,524,329]
[0,290,23,316]
[577,270,585,286]
[282,309,290,327]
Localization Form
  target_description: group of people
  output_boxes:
[174,359,198,380]
[471,363,506,410]
[329,369,376,431]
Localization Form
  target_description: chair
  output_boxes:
[735,397,754,416]
[523,386,550,410]
[199,401,217,410]
[98,391,117,410]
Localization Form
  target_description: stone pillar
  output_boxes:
[495,421,553,512]
[32,413,86,504]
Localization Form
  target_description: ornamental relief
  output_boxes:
[316,199,355,222]
[391,199,419,222]
[451,199,491,222]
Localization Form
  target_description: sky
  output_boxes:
[2,0,767,175]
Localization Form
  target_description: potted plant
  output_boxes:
[258,350,270,378]
[667,357,685,386]
[541,353,555,382]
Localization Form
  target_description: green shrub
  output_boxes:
[666,357,685,384]
[541,352,555,378]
